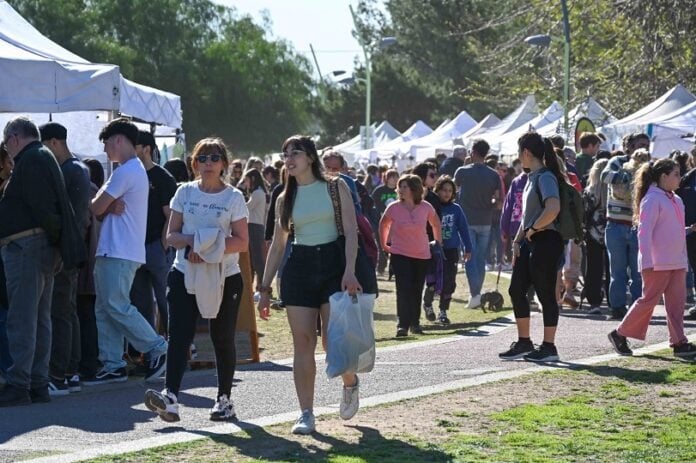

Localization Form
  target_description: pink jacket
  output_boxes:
[637,185,688,271]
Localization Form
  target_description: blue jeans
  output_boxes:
[605,221,642,309]
[130,241,171,333]
[0,307,10,377]
[1,233,59,389]
[465,225,492,297]
[94,257,167,371]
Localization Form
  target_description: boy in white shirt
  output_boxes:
[86,119,167,385]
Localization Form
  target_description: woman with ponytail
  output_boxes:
[608,159,696,357]
[499,132,565,363]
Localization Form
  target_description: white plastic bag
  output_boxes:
[325,291,376,379]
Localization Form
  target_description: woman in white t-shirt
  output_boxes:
[144,138,249,423]
[241,168,267,294]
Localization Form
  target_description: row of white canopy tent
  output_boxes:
[601,84,696,156]
[346,84,695,166]
[0,1,182,160]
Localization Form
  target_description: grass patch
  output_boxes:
[82,353,696,463]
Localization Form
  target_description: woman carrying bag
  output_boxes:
[256,135,363,435]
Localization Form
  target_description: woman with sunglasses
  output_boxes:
[257,135,361,435]
[144,138,249,423]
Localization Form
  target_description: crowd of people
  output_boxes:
[1,114,696,435]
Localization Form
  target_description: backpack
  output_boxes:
[535,170,584,243]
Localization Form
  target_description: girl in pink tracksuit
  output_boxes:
[608,158,696,358]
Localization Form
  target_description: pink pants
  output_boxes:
[617,268,687,347]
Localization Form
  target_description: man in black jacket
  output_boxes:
[0,117,64,406]
[41,122,91,396]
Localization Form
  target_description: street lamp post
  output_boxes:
[524,0,571,132]
[349,4,396,149]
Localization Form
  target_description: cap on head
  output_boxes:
[39,122,67,142]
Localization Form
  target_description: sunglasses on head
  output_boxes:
[197,153,222,163]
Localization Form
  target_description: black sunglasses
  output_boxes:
[197,153,222,163]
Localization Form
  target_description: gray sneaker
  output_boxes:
[339,376,359,420]
[291,410,316,435]
[144,388,180,422]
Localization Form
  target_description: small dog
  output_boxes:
[480,291,504,312]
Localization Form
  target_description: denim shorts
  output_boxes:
[280,240,343,309]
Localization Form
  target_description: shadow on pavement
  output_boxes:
[192,422,452,462]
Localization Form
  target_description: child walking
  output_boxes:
[423,176,472,324]
[608,158,696,357]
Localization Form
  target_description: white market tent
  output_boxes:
[408,111,477,161]
[646,100,696,156]
[494,101,564,156]
[464,95,538,145]
[0,1,182,159]
[429,113,501,157]
[334,121,401,162]
[601,84,695,150]
[354,120,433,165]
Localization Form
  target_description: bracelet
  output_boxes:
[530,226,539,232]
[257,285,273,295]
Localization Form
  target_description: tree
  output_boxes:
[10,0,315,153]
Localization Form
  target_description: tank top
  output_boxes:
[292,180,339,245]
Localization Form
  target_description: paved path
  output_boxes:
[2,305,695,463]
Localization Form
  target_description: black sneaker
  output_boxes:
[673,342,696,358]
[410,324,424,335]
[395,328,408,338]
[83,367,128,386]
[48,377,69,397]
[498,340,535,360]
[424,305,436,322]
[438,312,451,325]
[30,386,51,403]
[66,374,81,393]
[610,307,627,321]
[0,384,31,407]
[608,330,632,356]
[524,344,560,363]
[145,353,167,383]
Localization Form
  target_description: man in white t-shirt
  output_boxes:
[86,119,168,385]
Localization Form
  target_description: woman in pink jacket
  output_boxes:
[608,158,696,357]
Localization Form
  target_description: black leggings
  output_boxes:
[509,230,564,327]
[391,253,429,329]
[165,269,243,398]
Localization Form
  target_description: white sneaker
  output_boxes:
[339,375,360,420]
[467,294,481,309]
[210,394,236,421]
[144,388,180,422]
[291,409,316,435]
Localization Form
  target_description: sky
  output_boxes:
[211,0,383,80]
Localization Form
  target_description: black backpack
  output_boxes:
[535,170,584,243]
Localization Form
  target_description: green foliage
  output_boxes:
[10,0,314,154]
[319,0,696,138]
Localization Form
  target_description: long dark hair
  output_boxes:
[518,132,567,185]
[243,168,267,194]
[279,135,325,231]
[633,158,677,225]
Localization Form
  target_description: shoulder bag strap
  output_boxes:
[327,178,345,236]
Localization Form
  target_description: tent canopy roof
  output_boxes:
[0,1,181,127]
